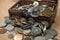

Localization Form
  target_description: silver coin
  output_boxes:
[45,34,54,40]
[34,36,45,40]
[41,21,49,28]
[6,24,14,31]
[23,29,31,35]
[48,39,54,40]
[23,36,33,40]
[4,16,11,24]
[28,7,34,13]
[31,24,42,35]
[45,29,58,40]
[40,5,47,12]
[30,10,40,17]
[6,31,14,35]
[17,28,23,34]
[15,22,22,26]
[46,29,58,36]
[0,22,6,28]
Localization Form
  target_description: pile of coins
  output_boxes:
[0,1,57,40]
[12,1,54,18]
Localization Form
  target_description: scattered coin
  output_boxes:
[31,25,42,36]
[6,24,14,31]
[23,29,31,35]
[23,36,33,40]
[34,36,45,40]
[6,31,14,39]
[17,28,23,34]
[0,28,6,34]
[4,16,11,24]
[46,29,58,37]
[0,22,6,28]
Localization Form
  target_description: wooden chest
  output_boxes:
[8,0,58,27]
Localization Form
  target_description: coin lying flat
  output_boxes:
[47,38,58,40]
[46,29,58,37]
[14,34,23,40]
[17,28,23,34]
[0,22,6,28]
[28,7,34,13]
[23,29,31,35]
[23,36,33,40]
[4,16,11,24]
[34,36,45,40]
[0,28,6,34]
[45,29,58,40]
[41,21,49,28]
[6,24,14,31]
[6,31,14,39]
[31,24,42,36]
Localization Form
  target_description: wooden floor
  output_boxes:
[0,0,60,40]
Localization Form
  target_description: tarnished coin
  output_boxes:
[45,34,54,40]
[40,5,47,12]
[23,29,31,35]
[30,8,40,17]
[20,18,26,22]
[31,24,42,35]
[14,34,23,40]
[6,31,14,35]
[4,16,11,24]
[10,20,16,26]
[21,22,30,29]
[46,29,58,37]
[6,31,14,39]
[0,22,6,28]
[45,29,58,40]
[41,21,49,28]
[28,7,34,13]
[6,24,14,31]
[34,36,45,40]
[23,36,33,40]
[8,34,14,39]
[28,18,34,22]
[48,39,54,40]
[42,8,53,17]
[15,22,22,26]
[17,28,23,34]
[0,28,6,34]
[48,38,58,40]
[33,1,39,7]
